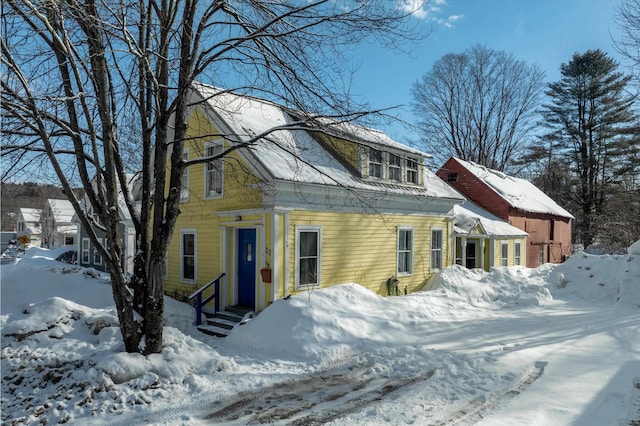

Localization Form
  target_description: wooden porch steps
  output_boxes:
[197,305,254,337]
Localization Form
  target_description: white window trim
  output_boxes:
[514,241,521,266]
[81,238,90,264]
[295,225,322,289]
[180,229,197,283]
[430,227,443,272]
[397,226,414,276]
[501,241,509,266]
[204,139,224,199]
[180,149,190,202]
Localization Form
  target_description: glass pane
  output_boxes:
[400,230,412,250]
[183,234,194,255]
[300,231,318,257]
[246,243,252,262]
[299,258,317,285]
[183,257,194,280]
[431,251,442,269]
[398,252,411,273]
[432,230,442,249]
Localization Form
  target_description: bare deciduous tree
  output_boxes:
[1,0,425,354]
[614,0,640,73]
[411,44,544,171]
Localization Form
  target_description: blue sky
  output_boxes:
[348,0,626,144]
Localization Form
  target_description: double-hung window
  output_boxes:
[431,228,443,270]
[295,226,321,288]
[369,148,383,178]
[81,238,90,264]
[405,157,419,184]
[388,153,402,182]
[501,241,509,266]
[181,230,196,282]
[397,227,413,275]
[180,149,189,202]
[205,140,223,198]
[514,241,521,266]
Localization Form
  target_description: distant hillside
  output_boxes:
[0,182,74,231]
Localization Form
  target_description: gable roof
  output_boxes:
[46,199,75,223]
[18,208,40,223]
[192,83,463,202]
[452,158,574,219]
[453,201,528,237]
[76,174,141,223]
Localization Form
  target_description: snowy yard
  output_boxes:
[1,244,639,425]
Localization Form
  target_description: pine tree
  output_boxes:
[543,49,638,249]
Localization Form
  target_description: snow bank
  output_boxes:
[426,264,554,308]
[549,248,640,307]
[1,247,235,425]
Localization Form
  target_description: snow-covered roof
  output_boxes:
[56,225,77,235]
[18,208,40,223]
[76,173,140,223]
[453,158,574,219]
[47,199,75,224]
[453,201,528,237]
[193,83,462,201]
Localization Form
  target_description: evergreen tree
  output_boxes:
[543,49,638,249]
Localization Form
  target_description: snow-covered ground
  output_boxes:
[2,244,639,425]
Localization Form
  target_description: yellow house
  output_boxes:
[164,83,465,320]
[452,201,528,271]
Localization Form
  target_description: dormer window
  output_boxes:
[388,153,402,182]
[406,157,418,184]
[369,148,383,178]
[365,148,421,185]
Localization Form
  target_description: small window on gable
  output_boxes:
[369,148,383,178]
[406,157,419,184]
[205,140,223,198]
[447,172,458,182]
[180,149,189,202]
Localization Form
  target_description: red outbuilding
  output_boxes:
[437,157,574,267]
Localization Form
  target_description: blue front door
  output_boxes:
[237,229,256,308]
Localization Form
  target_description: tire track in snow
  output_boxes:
[436,361,547,426]
[203,362,435,425]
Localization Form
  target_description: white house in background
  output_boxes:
[16,208,41,247]
[41,199,77,249]
[452,201,528,271]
